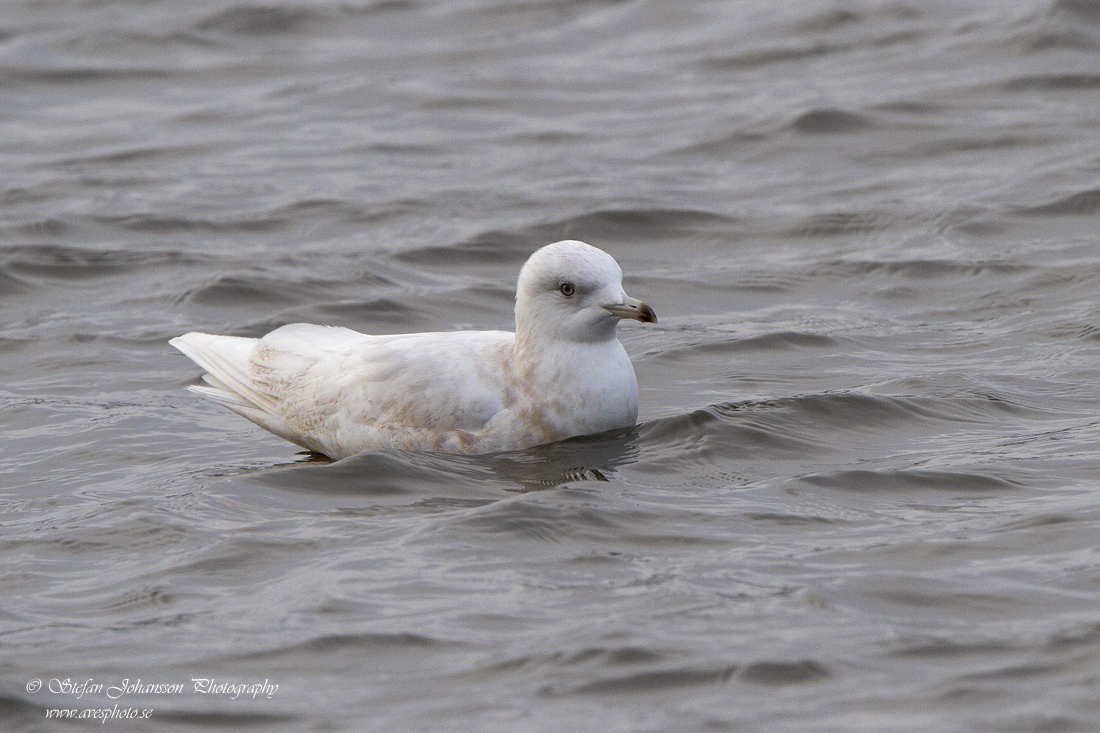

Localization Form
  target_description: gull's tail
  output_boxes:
[171,328,339,454]
[169,332,278,420]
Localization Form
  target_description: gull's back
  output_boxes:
[171,324,515,458]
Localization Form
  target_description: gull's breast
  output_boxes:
[487,339,639,450]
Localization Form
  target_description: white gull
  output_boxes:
[170,240,656,459]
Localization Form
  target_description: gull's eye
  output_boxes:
[559,282,575,297]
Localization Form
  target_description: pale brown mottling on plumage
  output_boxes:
[454,430,475,450]
[493,342,518,408]
[514,404,555,446]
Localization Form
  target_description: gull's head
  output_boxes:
[514,240,656,346]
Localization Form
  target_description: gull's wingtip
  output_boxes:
[169,332,208,352]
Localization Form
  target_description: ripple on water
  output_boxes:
[195,6,325,36]
[0,244,201,280]
[790,108,876,135]
[216,631,468,664]
[395,207,739,266]
[241,450,500,499]
[546,664,739,696]
[796,469,1020,494]
[1016,187,1100,217]
[1002,73,1100,92]
[435,491,626,544]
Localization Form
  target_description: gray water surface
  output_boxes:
[4,1,1100,731]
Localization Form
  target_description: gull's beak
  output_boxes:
[603,295,657,324]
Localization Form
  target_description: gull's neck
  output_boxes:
[513,318,618,363]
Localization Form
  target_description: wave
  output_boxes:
[1003,73,1100,91]
[243,449,501,499]
[813,257,1033,279]
[0,270,33,298]
[539,658,827,696]
[179,272,395,309]
[219,631,466,662]
[438,492,628,543]
[1017,188,1100,217]
[395,207,739,265]
[549,664,739,696]
[651,331,839,360]
[790,108,876,135]
[629,387,1050,477]
[0,244,201,280]
[93,212,287,234]
[193,1,420,37]
[1051,0,1100,23]
[195,5,326,36]
[3,67,173,83]
[797,469,1019,493]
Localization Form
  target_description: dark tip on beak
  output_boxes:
[603,297,657,324]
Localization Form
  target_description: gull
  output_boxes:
[170,240,656,459]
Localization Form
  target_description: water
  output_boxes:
[4,0,1100,730]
